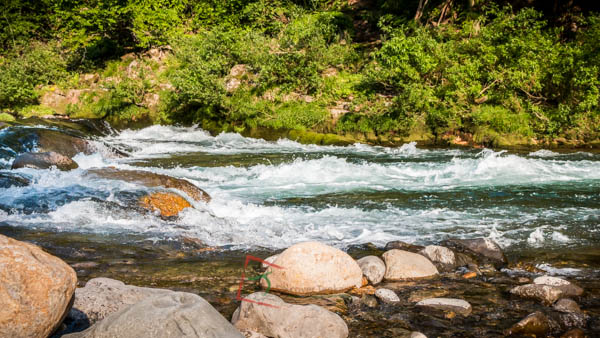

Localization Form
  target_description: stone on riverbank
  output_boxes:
[374,288,400,303]
[534,275,584,297]
[419,245,457,271]
[231,292,348,338]
[357,256,386,285]
[382,249,438,280]
[443,238,507,268]
[384,240,424,252]
[553,299,582,313]
[65,292,242,338]
[0,234,77,338]
[506,312,553,336]
[140,192,192,217]
[12,151,79,170]
[510,284,563,305]
[261,242,362,295]
[416,298,472,316]
[85,168,211,202]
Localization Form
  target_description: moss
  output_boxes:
[0,112,16,122]
[17,105,56,118]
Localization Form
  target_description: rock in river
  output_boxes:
[231,292,348,338]
[416,298,472,316]
[85,168,211,202]
[65,292,242,338]
[374,288,400,303]
[510,284,563,305]
[443,238,507,268]
[534,275,584,297]
[0,234,77,338]
[140,191,192,217]
[505,311,557,337]
[261,242,363,295]
[12,151,79,170]
[419,245,457,271]
[382,249,439,280]
[357,255,386,285]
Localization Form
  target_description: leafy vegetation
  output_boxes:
[0,0,599,147]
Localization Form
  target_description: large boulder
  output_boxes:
[231,292,348,338]
[12,151,78,170]
[442,238,507,268]
[67,277,172,328]
[357,256,386,285]
[261,242,362,295]
[382,249,438,280]
[140,192,192,217]
[0,234,77,338]
[85,168,211,202]
[64,292,243,338]
[36,129,95,157]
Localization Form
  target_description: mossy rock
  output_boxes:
[0,113,16,122]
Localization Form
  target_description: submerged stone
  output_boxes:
[510,284,563,305]
[12,151,79,170]
[416,298,472,316]
[534,275,584,297]
[443,238,507,268]
[506,312,553,337]
[374,288,400,303]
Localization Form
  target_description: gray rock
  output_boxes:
[65,292,242,338]
[12,151,78,170]
[357,256,386,285]
[534,275,584,297]
[410,332,427,338]
[443,238,507,268]
[68,277,172,326]
[554,299,582,313]
[384,240,424,252]
[419,245,456,271]
[416,298,472,316]
[374,288,400,303]
[510,284,563,305]
[382,249,438,280]
[231,292,348,338]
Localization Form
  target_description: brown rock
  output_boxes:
[382,249,439,280]
[561,328,586,338]
[12,151,79,171]
[85,168,210,202]
[534,276,584,297]
[384,240,424,252]
[261,242,363,295]
[506,312,551,336]
[443,238,507,268]
[554,299,582,314]
[0,234,77,338]
[36,129,95,158]
[140,192,192,217]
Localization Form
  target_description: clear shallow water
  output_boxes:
[1,124,599,257]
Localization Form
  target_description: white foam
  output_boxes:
[527,227,545,245]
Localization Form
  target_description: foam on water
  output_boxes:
[1,124,599,250]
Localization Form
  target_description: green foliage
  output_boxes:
[0,43,68,108]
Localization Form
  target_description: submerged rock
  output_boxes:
[12,151,79,170]
[382,249,439,280]
[140,192,192,217]
[416,298,472,316]
[384,240,424,252]
[85,168,211,202]
[506,312,554,336]
[560,328,586,338]
[357,255,386,285]
[553,298,582,313]
[65,292,242,338]
[0,234,77,338]
[510,284,563,305]
[231,292,348,338]
[534,275,584,297]
[443,238,507,268]
[374,288,400,303]
[419,245,457,271]
[36,129,96,157]
[0,172,30,188]
[67,277,172,327]
[261,242,362,295]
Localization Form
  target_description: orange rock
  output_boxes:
[0,234,77,338]
[362,276,369,287]
[463,271,477,279]
[140,192,192,217]
[349,285,376,296]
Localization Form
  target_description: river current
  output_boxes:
[1,122,599,274]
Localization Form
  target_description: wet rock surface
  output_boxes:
[357,255,386,285]
[139,191,192,217]
[85,168,211,202]
[415,298,472,316]
[419,245,457,272]
[231,292,348,338]
[443,238,507,268]
[505,311,557,336]
[12,151,79,170]
[510,283,564,305]
[0,234,77,338]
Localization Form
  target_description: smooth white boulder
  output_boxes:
[382,249,439,280]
